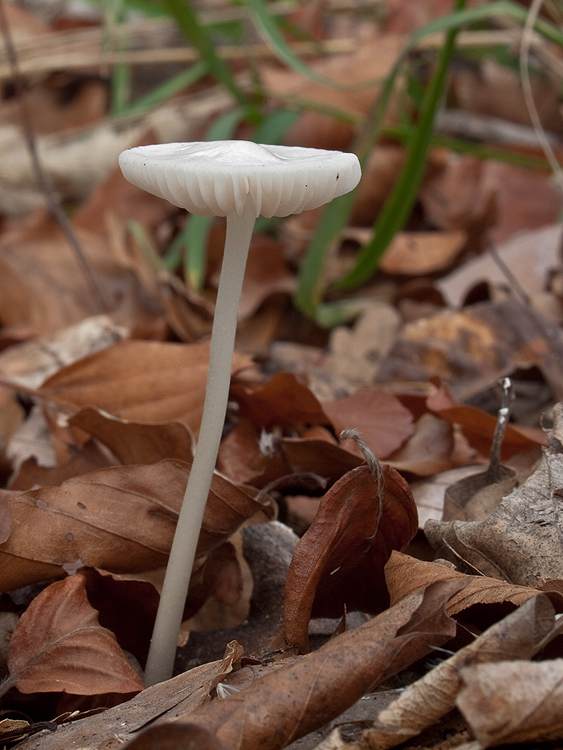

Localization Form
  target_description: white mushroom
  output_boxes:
[119,140,361,685]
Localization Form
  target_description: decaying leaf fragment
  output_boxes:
[457,659,563,747]
[5,574,142,697]
[425,404,563,585]
[283,453,417,652]
[176,578,466,750]
[362,594,559,749]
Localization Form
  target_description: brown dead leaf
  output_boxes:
[39,340,253,437]
[231,371,330,432]
[6,574,142,696]
[322,389,414,460]
[122,723,230,750]
[13,651,244,750]
[283,460,418,652]
[0,458,273,593]
[365,594,558,749]
[457,659,563,747]
[68,408,195,464]
[386,413,456,476]
[386,552,542,616]
[180,579,465,750]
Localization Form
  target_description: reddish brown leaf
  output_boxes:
[39,340,253,437]
[183,579,465,750]
[7,574,143,695]
[323,388,414,459]
[230,371,330,432]
[283,460,418,652]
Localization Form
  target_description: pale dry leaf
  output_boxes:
[364,594,558,749]
[457,659,563,747]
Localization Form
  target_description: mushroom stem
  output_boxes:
[144,199,256,687]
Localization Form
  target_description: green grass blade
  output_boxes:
[333,0,467,290]
[163,0,249,107]
[118,62,207,117]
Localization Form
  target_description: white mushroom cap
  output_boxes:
[118,140,361,218]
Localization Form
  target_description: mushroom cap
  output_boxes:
[118,140,361,218]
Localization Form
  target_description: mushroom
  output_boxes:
[118,140,361,685]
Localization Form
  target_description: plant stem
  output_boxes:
[144,201,256,687]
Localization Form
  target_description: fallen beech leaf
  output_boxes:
[231,371,330,432]
[457,659,563,747]
[365,595,559,749]
[386,413,455,476]
[283,458,418,652]
[6,574,142,696]
[39,340,253,437]
[0,458,274,592]
[181,579,465,750]
[68,407,195,464]
[322,389,414,459]
[123,723,230,750]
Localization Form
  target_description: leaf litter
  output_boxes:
[2,1,563,749]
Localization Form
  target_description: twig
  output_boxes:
[0,0,110,312]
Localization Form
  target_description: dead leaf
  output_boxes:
[122,723,230,750]
[230,371,330,432]
[443,463,517,522]
[68,408,195,464]
[365,594,559,749]
[386,552,542,616]
[322,389,414,460]
[379,230,467,275]
[425,429,563,585]
[13,652,243,750]
[457,659,563,747]
[6,574,142,696]
[179,579,465,750]
[437,224,563,309]
[283,460,418,652]
[0,458,273,593]
[39,340,253,437]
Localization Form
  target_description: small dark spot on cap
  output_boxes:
[77,502,86,510]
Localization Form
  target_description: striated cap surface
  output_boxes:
[118,140,361,218]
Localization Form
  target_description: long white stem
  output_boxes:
[144,201,256,686]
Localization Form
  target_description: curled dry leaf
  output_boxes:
[181,579,466,750]
[38,340,253,437]
[386,552,542,617]
[284,460,417,652]
[364,594,559,750]
[6,574,143,696]
[457,659,563,747]
[0,458,274,593]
